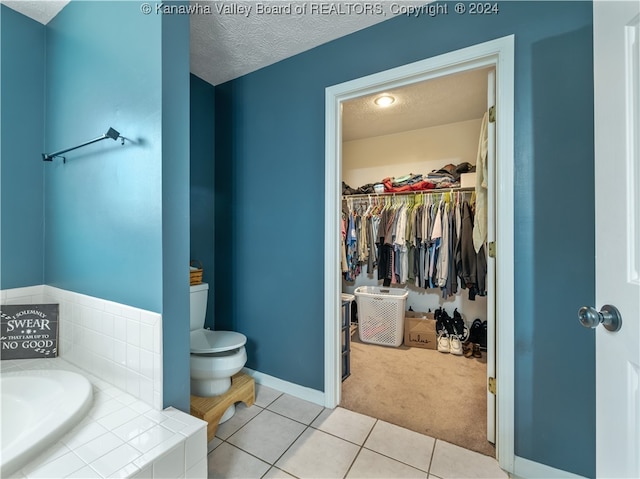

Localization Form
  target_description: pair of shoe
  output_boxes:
[436,308,471,341]
[434,308,448,335]
[437,332,463,355]
[463,342,482,358]
[463,319,484,358]
[452,309,470,343]
[467,318,488,350]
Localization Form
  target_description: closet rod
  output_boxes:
[42,127,124,162]
[342,187,474,200]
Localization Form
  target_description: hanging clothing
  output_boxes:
[341,213,348,274]
[429,203,443,288]
[367,215,379,273]
[377,207,394,286]
[473,111,489,253]
[457,200,477,288]
[345,211,360,281]
[457,200,487,300]
[341,193,485,298]
[436,203,450,289]
[444,202,459,298]
[427,202,438,289]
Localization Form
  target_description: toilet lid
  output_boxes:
[190,329,247,354]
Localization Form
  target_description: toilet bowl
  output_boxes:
[190,329,247,396]
[190,283,247,422]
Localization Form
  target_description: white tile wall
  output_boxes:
[1,285,163,410]
[1,358,207,479]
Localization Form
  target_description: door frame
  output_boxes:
[323,35,515,471]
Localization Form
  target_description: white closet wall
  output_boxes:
[343,119,481,188]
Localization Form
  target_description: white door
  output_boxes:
[592,1,640,477]
[486,69,496,445]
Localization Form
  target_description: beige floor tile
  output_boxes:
[214,402,262,440]
[207,437,223,454]
[429,440,506,479]
[226,410,306,464]
[347,448,428,479]
[262,466,297,478]
[267,394,324,425]
[254,384,283,408]
[364,420,435,473]
[275,428,360,479]
[205,383,506,479]
[207,442,270,479]
[311,407,376,445]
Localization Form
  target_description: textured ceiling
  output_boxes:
[343,67,492,141]
[2,0,67,23]
[191,6,392,86]
[3,1,488,139]
[3,0,392,86]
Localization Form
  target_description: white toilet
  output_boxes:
[190,283,247,423]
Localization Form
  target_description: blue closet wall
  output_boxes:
[213,2,595,476]
[0,6,45,289]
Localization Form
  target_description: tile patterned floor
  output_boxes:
[207,384,509,479]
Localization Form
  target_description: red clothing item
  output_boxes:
[410,180,436,191]
[382,178,435,193]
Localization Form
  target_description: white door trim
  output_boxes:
[486,67,497,445]
[324,35,515,472]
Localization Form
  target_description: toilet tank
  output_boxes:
[190,283,209,331]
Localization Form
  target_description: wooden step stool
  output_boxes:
[190,372,255,442]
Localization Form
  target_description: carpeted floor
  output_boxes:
[340,328,496,457]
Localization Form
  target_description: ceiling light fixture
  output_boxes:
[374,95,395,107]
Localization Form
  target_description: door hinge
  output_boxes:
[488,241,496,258]
[488,377,496,395]
[488,105,496,123]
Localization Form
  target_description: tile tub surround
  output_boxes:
[0,358,207,479]
[0,285,162,409]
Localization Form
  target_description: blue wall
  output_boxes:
[1,1,191,411]
[0,6,45,289]
[44,0,190,411]
[520,24,596,472]
[44,1,164,312]
[190,74,216,328]
[160,6,191,412]
[214,2,595,476]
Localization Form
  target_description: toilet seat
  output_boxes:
[190,329,247,354]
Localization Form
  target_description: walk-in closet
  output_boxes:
[338,66,496,457]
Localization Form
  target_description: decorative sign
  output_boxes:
[0,304,59,360]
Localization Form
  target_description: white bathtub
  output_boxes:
[0,369,93,477]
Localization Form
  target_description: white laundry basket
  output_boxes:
[354,286,408,347]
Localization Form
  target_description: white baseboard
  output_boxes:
[242,367,325,407]
[513,456,586,479]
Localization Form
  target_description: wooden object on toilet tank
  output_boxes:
[190,372,255,442]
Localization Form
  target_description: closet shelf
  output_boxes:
[342,186,474,200]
